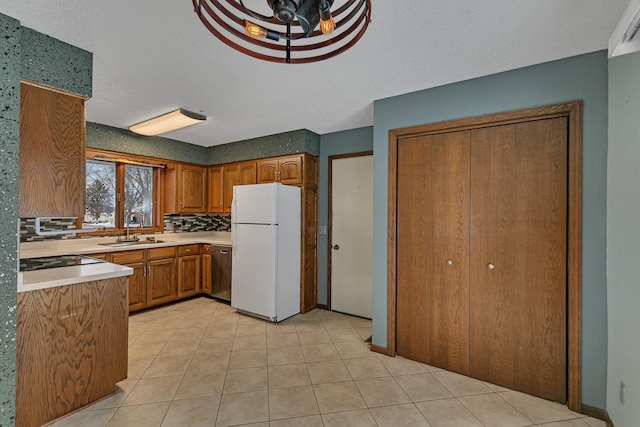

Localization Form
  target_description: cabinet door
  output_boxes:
[178,255,201,298]
[256,159,278,183]
[238,161,257,185]
[278,155,303,185]
[19,82,86,218]
[177,163,207,213]
[223,164,239,213]
[147,257,177,306]
[202,249,212,294]
[126,261,147,312]
[208,166,224,213]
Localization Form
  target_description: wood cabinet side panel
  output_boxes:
[16,277,128,427]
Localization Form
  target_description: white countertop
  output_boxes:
[19,231,232,259]
[18,262,134,293]
[18,231,232,293]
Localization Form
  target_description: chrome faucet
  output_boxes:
[119,210,144,242]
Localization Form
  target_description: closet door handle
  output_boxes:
[487,263,495,270]
[446,259,453,266]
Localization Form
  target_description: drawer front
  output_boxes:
[179,244,200,256]
[111,250,145,264]
[89,252,111,261]
[148,246,176,260]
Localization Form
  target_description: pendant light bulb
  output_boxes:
[245,20,267,38]
[319,15,335,35]
[318,0,335,35]
[244,20,280,41]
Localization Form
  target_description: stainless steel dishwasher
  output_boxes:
[210,245,232,302]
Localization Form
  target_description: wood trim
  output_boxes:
[387,101,582,410]
[370,344,393,356]
[327,151,374,311]
[86,148,170,168]
[567,101,583,412]
[581,404,614,427]
[388,135,398,358]
[20,78,89,100]
[316,303,329,310]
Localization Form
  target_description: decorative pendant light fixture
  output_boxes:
[193,0,371,63]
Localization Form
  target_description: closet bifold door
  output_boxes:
[396,131,471,374]
[469,118,568,402]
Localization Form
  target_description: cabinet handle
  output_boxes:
[446,259,453,266]
[487,263,495,270]
[220,249,228,254]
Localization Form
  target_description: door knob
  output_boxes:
[332,244,340,250]
[446,259,453,266]
[487,263,495,270]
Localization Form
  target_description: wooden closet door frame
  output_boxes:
[386,101,582,412]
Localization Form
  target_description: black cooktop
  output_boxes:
[20,255,104,272]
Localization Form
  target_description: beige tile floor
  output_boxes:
[53,297,607,427]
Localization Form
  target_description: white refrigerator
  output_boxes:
[231,183,301,322]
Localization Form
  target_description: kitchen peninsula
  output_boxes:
[16,231,231,427]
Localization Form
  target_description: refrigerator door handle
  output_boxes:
[232,222,237,256]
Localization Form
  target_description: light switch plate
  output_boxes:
[319,226,327,235]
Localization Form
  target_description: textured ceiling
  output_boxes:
[0,0,630,147]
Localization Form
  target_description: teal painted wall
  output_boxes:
[209,129,320,165]
[372,51,609,408]
[0,13,20,427]
[0,14,93,425]
[607,50,640,426]
[20,27,92,98]
[87,124,320,166]
[317,127,373,305]
[87,123,209,164]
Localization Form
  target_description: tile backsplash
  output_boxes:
[20,214,231,243]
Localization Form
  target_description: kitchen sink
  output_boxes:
[99,239,172,247]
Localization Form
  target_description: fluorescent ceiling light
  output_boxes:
[129,109,206,136]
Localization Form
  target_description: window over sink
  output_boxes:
[83,148,165,235]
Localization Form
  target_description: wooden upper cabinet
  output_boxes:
[256,159,278,183]
[279,155,303,185]
[207,166,224,213]
[238,161,257,185]
[256,155,303,185]
[165,162,207,213]
[19,81,86,218]
[223,164,239,213]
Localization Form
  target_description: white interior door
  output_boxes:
[330,154,373,318]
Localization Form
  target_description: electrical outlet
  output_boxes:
[620,381,626,405]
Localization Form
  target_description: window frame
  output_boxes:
[81,148,166,236]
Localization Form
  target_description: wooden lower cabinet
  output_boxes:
[202,245,212,294]
[16,277,128,427]
[178,245,201,298]
[125,262,147,311]
[111,250,147,312]
[147,247,178,307]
